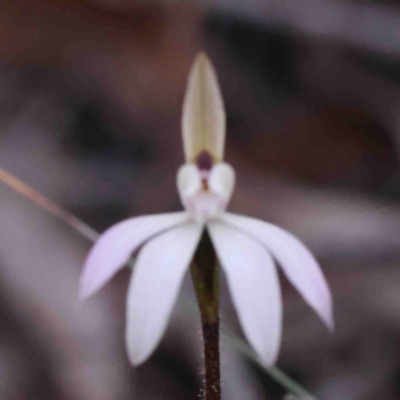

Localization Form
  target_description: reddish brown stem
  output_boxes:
[191,231,221,400]
[202,320,221,400]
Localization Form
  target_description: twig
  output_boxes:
[0,167,98,242]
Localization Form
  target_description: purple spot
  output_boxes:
[197,151,212,171]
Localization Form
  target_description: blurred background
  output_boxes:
[2,0,400,399]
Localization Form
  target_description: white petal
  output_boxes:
[221,213,334,330]
[208,221,282,365]
[182,52,226,162]
[188,192,226,223]
[126,222,203,365]
[80,212,189,300]
[208,163,235,204]
[177,163,202,206]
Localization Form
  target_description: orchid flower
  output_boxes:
[80,53,333,367]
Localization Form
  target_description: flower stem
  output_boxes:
[191,231,221,400]
[202,319,221,400]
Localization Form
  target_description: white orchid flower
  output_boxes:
[80,53,333,367]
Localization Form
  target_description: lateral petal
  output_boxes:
[208,221,282,366]
[80,212,189,300]
[221,213,334,330]
[126,222,203,365]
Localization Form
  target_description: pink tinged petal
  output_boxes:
[221,213,334,330]
[126,222,203,365]
[182,52,226,162]
[79,212,189,300]
[208,221,282,366]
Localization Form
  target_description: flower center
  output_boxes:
[177,161,235,223]
[196,151,213,172]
